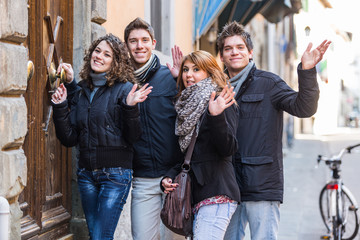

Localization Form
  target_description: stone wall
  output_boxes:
[0,0,29,239]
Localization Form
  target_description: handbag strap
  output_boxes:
[183,112,206,166]
[183,131,197,166]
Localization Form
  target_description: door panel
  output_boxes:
[21,0,74,239]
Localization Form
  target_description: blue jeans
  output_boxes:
[224,201,280,240]
[193,202,238,240]
[77,167,132,240]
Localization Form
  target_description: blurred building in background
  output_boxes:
[294,0,360,135]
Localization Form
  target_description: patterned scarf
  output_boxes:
[133,54,159,84]
[175,78,218,152]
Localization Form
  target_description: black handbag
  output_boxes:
[160,131,198,237]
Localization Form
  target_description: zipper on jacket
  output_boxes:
[88,105,92,169]
[141,101,156,174]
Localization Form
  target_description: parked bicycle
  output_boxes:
[317,143,360,240]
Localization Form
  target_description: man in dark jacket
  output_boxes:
[124,18,183,240]
[220,22,331,240]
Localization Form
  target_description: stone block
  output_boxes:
[91,23,106,42]
[9,201,22,240]
[73,0,92,80]
[70,218,88,240]
[0,97,27,149]
[114,194,131,239]
[0,149,27,198]
[91,0,107,24]
[0,0,28,43]
[0,43,27,94]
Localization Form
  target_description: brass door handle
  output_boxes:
[27,60,34,81]
[49,62,66,87]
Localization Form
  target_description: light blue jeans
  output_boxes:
[224,201,280,240]
[193,202,238,240]
[131,177,184,240]
[77,167,132,240]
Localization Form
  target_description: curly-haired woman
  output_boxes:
[51,33,152,240]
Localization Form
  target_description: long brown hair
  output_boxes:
[79,33,135,90]
[177,50,228,95]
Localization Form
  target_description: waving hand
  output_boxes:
[208,85,235,116]
[166,45,183,78]
[301,40,331,70]
[126,83,153,106]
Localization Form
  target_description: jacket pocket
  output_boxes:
[239,93,264,118]
[240,156,273,165]
[235,156,275,192]
[105,105,121,136]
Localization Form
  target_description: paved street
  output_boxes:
[117,128,360,240]
[243,128,360,240]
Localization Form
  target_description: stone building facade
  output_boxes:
[0,0,28,239]
[0,0,109,239]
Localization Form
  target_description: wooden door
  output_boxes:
[21,0,74,239]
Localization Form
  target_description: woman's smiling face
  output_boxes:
[90,40,113,73]
[182,60,209,88]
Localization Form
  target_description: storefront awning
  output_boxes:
[218,0,269,28]
[194,0,302,42]
[194,0,231,41]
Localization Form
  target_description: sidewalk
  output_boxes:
[243,127,360,240]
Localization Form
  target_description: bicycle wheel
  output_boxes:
[319,185,359,240]
[319,185,332,232]
[340,189,359,240]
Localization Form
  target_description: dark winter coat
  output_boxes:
[52,79,141,170]
[232,63,319,203]
[165,106,241,205]
[133,63,183,178]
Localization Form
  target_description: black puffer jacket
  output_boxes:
[52,80,141,170]
[232,63,319,203]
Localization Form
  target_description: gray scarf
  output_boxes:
[89,72,107,103]
[175,78,218,152]
[229,61,254,97]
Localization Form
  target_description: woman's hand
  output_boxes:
[161,177,178,194]
[51,83,67,104]
[126,83,153,106]
[208,85,235,116]
[58,63,74,83]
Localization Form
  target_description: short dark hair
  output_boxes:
[124,17,155,43]
[217,21,253,56]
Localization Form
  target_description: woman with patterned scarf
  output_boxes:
[161,50,241,239]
